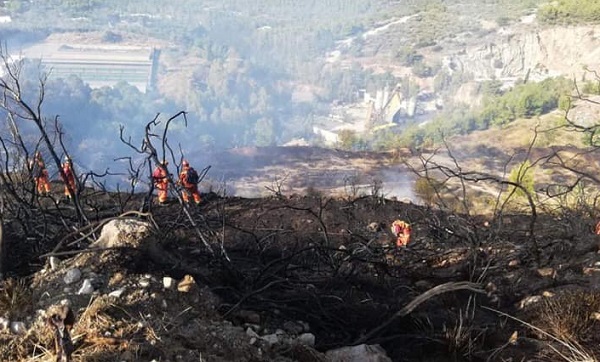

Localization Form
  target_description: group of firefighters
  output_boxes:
[30,152,76,201]
[151,159,202,205]
[29,152,202,206]
[30,152,413,245]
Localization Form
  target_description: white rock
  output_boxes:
[77,279,94,295]
[261,333,279,346]
[297,333,316,347]
[0,317,9,330]
[246,327,259,338]
[10,321,26,335]
[49,256,60,270]
[139,278,151,288]
[63,268,82,284]
[326,344,392,362]
[163,277,176,290]
[109,288,125,298]
[93,219,151,248]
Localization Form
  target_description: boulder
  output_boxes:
[297,333,316,347]
[93,218,151,248]
[63,268,82,285]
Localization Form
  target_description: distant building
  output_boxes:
[16,42,158,92]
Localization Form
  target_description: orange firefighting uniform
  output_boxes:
[391,220,412,247]
[152,164,169,204]
[178,164,201,204]
[61,159,76,199]
[31,154,50,195]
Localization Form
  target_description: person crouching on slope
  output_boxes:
[178,160,201,205]
[391,220,412,247]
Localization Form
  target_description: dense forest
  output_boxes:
[0,0,595,175]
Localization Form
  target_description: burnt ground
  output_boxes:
[3,185,600,361]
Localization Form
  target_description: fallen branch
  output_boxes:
[354,281,485,345]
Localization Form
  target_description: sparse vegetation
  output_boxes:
[4,1,600,362]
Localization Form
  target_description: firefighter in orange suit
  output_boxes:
[61,156,76,201]
[391,220,412,247]
[178,160,201,204]
[152,160,170,205]
[30,151,51,196]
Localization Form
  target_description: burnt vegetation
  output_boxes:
[3,51,600,361]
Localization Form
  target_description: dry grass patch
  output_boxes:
[0,278,34,320]
[528,290,600,346]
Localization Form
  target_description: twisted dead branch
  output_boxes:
[120,112,218,257]
[355,281,485,345]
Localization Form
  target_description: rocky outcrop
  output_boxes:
[449,24,600,83]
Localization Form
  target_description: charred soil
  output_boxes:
[2,189,600,361]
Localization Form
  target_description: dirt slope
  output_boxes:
[2,190,600,361]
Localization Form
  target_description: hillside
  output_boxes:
[3,1,600,361]
[2,188,600,361]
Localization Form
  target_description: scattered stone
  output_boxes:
[326,344,392,362]
[250,337,257,345]
[261,333,279,346]
[109,272,125,286]
[537,268,555,278]
[542,291,554,298]
[508,260,520,268]
[139,277,151,288]
[244,323,261,332]
[0,317,9,330]
[49,256,60,270]
[177,275,195,293]
[297,333,316,347]
[108,288,125,298]
[77,279,94,295]
[63,268,82,284]
[508,331,518,345]
[246,327,259,338]
[591,312,600,321]
[9,321,26,335]
[367,222,381,232]
[518,295,542,309]
[163,276,176,290]
[63,287,73,294]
